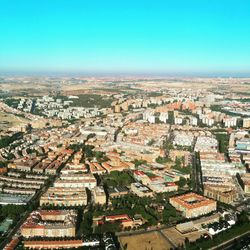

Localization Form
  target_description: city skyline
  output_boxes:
[1,0,250,76]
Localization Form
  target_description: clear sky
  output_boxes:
[0,0,250,76]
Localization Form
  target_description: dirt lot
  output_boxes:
[119,231,172,250]
[0,112,28,131]
[162,227,205,247]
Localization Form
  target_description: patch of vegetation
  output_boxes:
[147,92,163,97]
[162,138,174,152]
[94,151,109,163]
[155,156,171,164]
[95,222,121,234]
[0,205,27,224]
[133,159,147,168]
[214,132,229,153]
[108,193,183,227]
[68,143,95,158]
[172,158,192,175]
[109,194,158,226]
[167,111,175,124]
[239,98,250,103]
[162,203,183,224]
[175,145,192,152]
[70,94,113,108]
[79,211,93,235]
[0,161,8,168]
[3,98,20,108]
[102,171,134,187]
[177,177,188,188]
[0,132,23,149]
[211,104,246,117]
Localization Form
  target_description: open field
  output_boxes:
[0,83,54,96]
[0,112,28,131]
[119,231,172,250]
[2,77,250,98]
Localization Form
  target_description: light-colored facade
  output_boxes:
[240,173,250,194]
[92,186,106,205]
[243,118,250,128]
[204,185,238,204]
[130,182,154,197]
[21,210,77,238]
[40,187,87,207]
[169,192,217,218]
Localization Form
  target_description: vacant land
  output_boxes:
[119,231,172,250]
[0,112,28,131]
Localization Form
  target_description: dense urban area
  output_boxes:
[0,76,250,250]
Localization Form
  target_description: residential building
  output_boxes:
[21,210,77,238]
[204,185,238,204]
[92,186,106,205]
[130,182,153,197]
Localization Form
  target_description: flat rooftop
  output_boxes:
[0,193,33,205]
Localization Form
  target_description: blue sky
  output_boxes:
[0,0,250,76]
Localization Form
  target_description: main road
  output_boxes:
[192,151,203,193]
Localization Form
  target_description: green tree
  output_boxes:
[80,211,93,235]
[178,177,187,188]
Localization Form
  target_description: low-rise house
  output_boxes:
[130,182,154,197]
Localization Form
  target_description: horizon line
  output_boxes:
[1,70,250,78]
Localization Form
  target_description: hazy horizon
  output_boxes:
[1,69,250,78]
